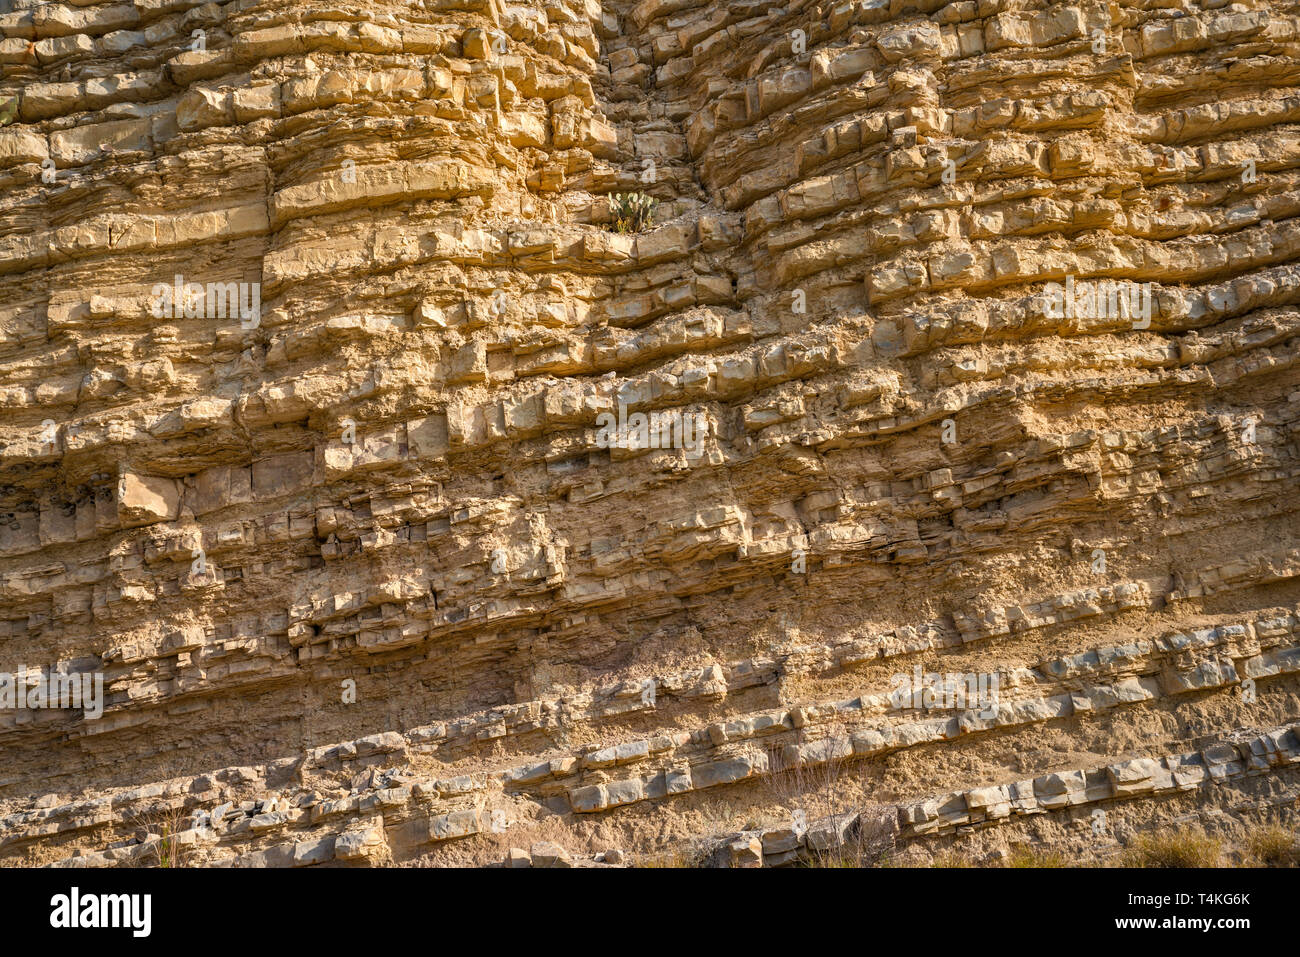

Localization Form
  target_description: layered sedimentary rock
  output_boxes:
[0,0,1298,866]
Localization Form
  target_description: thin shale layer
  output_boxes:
[0,0,1298,867]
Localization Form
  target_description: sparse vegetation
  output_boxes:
[129,805,191,868]
[1121,828,1223,868]
[609,192,658,233]
[929,849,973,868]
[1246,825,1300,867]
[156,824,180,868]
[761,729,898,868]
[636,846,702,868]
[1006,846,1067,868]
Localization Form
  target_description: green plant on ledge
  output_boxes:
[609,192,658,234]
[0,97,17,127]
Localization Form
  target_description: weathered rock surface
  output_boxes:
[1,0,1298,866]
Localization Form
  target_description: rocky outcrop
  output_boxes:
[1,0,1298,866]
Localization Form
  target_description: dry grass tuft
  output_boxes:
[1006,846,1068,868]
[1245,826,1300,867]
[1121,828,1222,868]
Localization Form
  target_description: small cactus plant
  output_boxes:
[609,192,658,233]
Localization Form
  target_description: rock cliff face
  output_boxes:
[1,0,1298,867]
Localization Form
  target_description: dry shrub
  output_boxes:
[1246,826,1300,867]
[636,846,703,868]
[763,728,898,868]
[1006,846,1067,868]
[929,849,973,868]
[129,804,191,868]
[1121,828,1222,868]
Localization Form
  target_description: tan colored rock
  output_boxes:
[0,0,1296,875]
[117,473,180,528]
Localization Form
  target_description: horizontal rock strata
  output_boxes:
[0,0,1298,865]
